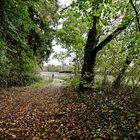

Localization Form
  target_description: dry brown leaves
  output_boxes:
[0,85,140,139]
[0,86,64,139]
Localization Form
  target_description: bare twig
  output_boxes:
[60,5,72,13]
[129,0,140,31]
[93,18,133,54]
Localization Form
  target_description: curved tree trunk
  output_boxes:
[112,56,132,89]
[79,49,97,90]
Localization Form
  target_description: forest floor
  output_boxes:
[0,79,140,140]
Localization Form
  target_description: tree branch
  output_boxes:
[93,18,133,54]
[60,5,72,13]
[129,0,140,31]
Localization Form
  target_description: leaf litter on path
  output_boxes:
[0,85,140,139]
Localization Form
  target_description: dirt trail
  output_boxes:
[49,78,64,87]
[0,81,140,139]
[0,83,64,139]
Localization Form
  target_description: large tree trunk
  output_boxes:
[79,49,97,90]
[79,17,132,91]
[79,17,99,90]
[112,56,132,89]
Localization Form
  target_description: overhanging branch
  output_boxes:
[60,5,72,13]
[93,18,133,54]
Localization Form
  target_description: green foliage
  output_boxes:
[96,30,140,87]
[56,6,88,74]
[58,0,140,89]
[65,75,80,89]
[0,0,58,87]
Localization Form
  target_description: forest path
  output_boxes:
[48,78,64,87]
[0,80,140,139]
[0,82,65,139]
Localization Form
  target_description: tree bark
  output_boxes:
[79,16,99,90]
[79,17,133,91]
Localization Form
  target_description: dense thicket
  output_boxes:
[0,0,58,87]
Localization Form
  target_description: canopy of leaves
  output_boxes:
[57,0,140,87]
